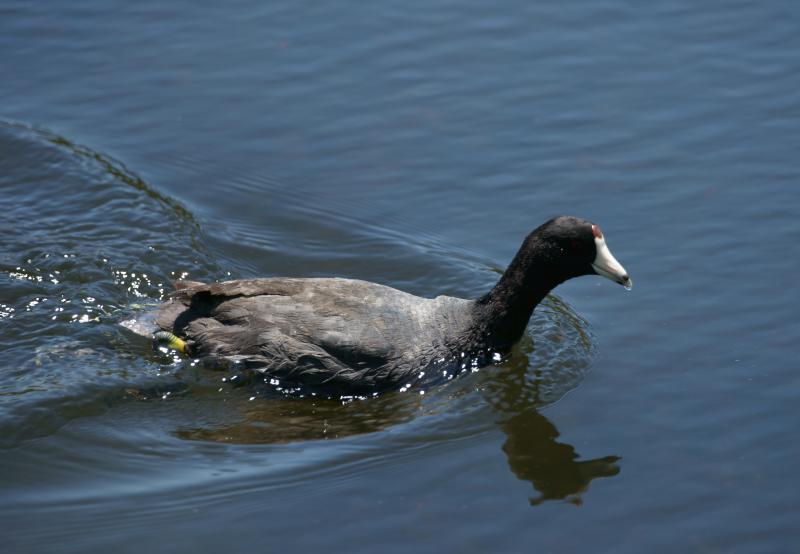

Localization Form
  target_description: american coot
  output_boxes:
[152,216,631,393]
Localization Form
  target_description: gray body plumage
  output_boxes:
[156,278,476,392]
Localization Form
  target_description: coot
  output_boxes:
[152,216,630,393]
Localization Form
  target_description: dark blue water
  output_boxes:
[1,1,799,552]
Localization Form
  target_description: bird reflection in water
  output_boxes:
[480,329,621,505]
[172,309,621,506]
[500,409,620,505]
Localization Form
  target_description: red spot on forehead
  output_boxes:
[592,224,603,239]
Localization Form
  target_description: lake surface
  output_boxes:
[1,1,798,552]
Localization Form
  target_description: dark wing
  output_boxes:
[156,278,456,391]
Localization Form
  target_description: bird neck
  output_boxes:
[473,236,566,352]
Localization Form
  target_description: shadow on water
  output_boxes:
[0,122,619,507]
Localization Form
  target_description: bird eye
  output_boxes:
[570,239,583,251]
[592,224,603,239]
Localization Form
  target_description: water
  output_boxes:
[1,1,798,552]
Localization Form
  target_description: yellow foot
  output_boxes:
[153,331,187,354]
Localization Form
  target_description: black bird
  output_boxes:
[148,216,631,394]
